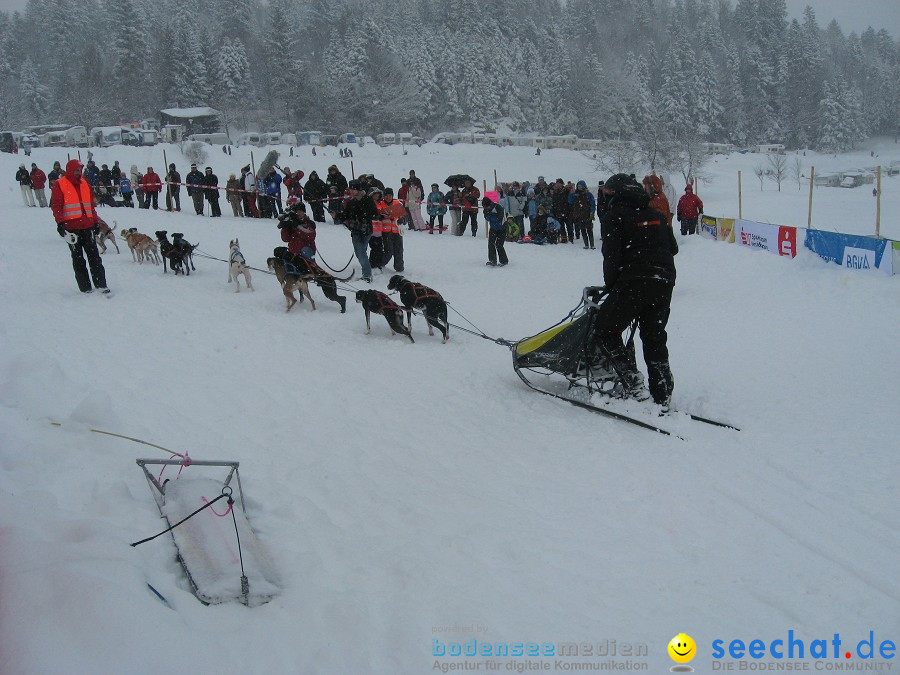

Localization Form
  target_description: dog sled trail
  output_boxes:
[136,459,280,606]
[510,287,739,437]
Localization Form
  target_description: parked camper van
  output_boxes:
[757,143,785,154]
[41,131,67,147]
[297,131,323,146]
[236,132,264,147]
[65,126,88,147]
[264,132,282,145]
[281,133,298,146]
[91,126,126,147]
[189,132,230,145]
[376,133,396,146]
[339,132,357,144]
[0,131,15,153]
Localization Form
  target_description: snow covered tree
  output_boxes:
[19,57,50,121]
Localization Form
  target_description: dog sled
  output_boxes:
[135,458,280,606]
[511,287,739,435]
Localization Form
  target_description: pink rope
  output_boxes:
[201,494,233,517]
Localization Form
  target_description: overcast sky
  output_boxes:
[0,0,898,39]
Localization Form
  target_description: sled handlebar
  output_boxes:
[582,286,608,310]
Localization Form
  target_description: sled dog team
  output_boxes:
[103,225,448,343]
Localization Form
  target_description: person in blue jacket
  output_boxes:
[119,174,134,207]
[482,197,508,267]
[265,168,283,217]
[425,183,447,233]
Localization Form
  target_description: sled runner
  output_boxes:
[135,458,280,606]
[511,287,739,435]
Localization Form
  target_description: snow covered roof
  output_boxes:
[159,107,221,119]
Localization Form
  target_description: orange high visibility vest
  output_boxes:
[57,176,95,222]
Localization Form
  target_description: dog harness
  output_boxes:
[370,290,402,313]
[406,282,442,305]
[230,251,246,266]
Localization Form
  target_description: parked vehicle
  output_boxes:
[297,131,323,146]
[0,131,15,153]
[281,133,298,146]
[236,132,264,147]
[339,132,357,145]
[65,126,88,147]
[41,131,67,147]
[264,132,282,145]
[189,132,230,145]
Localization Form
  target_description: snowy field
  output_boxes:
[1,141,898,673]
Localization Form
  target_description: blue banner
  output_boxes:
[804,230,892,274]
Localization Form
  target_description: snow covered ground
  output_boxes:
[1,141,898,674]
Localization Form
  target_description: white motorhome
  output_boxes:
[65,126,88,147]
[757,143,785,154]
[376,133,396,146]
[188,132,229,145]
[339,132,357,144]
[264,132,282,145]
[297,131,323,146]
[91,126,126,147]
[236,132,264,147]
[281,133,298,146]
[41,131,67,147]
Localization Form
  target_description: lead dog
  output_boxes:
[228,239,254,292]
[95,218,120,254]
[387,275,449,343]
[355,289,414,342]
[267,256,316,312]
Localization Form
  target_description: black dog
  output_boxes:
[171,233,197,273]
[273,247,347,313]
[156,230,185,275]
[387,275,449,343]
[355,290,414,342]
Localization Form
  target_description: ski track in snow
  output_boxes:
[0,141,898,673]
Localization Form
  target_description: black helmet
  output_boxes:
[603,173,648,204]
[348,179,362,190]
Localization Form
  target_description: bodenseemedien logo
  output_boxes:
[668,633,696,672]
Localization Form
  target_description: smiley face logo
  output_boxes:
[668,633,696,664]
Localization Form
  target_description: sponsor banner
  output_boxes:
[699,215,718,240]
[717,218,736,243]
[804,229,892,274]
[735,219,797,257]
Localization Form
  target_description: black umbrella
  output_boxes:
[445,174,475,188]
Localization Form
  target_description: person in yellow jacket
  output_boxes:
[50,159,109,295]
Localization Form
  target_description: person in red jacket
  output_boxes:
[30,162,48,207]
[50,159,109,294]
[676,184,703,235]
[458,177,481,236]
[278,202,317,260]
[142,166,162,210]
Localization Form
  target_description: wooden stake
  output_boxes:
[351,160,355,179]
[807,166,815,229]
[876,166,882,238]
[738,170,742,219]
[493,169,497,190]
[250,151,256,176]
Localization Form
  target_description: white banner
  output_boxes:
[735,219,797,258]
